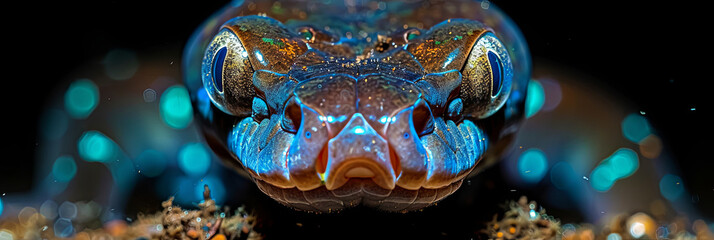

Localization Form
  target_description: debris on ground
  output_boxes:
[0,185,261,240]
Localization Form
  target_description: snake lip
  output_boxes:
[324,157,397,190]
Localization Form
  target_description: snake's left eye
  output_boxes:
[460,32,513,119]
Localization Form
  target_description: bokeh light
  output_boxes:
[639,134,662,159]
[103,49,139,80]
[539,79,562,112]
[196,88,213,120]
[627,213,656,239]
[0,196,3,217]
[143,88,157,103]
[606,233,622,240]
[58,201,77,220]
[621,113,651,143]
[40,200,58,220]
[64,79,99,119]
[517,148,548,183]
[590,165,616,191]
[52,156,77,182]
[550,161,578,190]
[54,218,74,238]
[659,174,684,201]
[0,230,13,240]
[607,148,639,179]
[40,108,69,140]
[561,224,576,239]
[77,131,117,162]
[18,207,38,226]
[160,85,193,129]
[178,142,211,177]
[136,149,167,177]
[44,175,69,196]
[525,80,545,118]
[630,222,645,238]
[656,226,669,239]
[589,148,639,192]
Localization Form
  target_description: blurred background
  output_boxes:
[2,0,712,239]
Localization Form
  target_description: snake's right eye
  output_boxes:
[460,32,513,119]
[201,28,255,116]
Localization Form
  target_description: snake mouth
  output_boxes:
[324,158,395,190]
[228,111,488,190]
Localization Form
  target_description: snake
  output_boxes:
[182,0,530,212]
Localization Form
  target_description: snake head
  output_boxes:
[195,14,520,212]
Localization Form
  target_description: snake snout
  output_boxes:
[282,74,435,191]
[324,113,397,190]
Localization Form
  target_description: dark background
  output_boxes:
[3,0,712,233]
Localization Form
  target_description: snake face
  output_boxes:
[197,15,516,212]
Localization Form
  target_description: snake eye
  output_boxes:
[487,51,503,97]
[460,32,513,119]
[201,28,255,116]
[212,47,228,93]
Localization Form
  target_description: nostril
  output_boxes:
[411,99,435,136]
[445,98,464,123]
[281,97,302,133]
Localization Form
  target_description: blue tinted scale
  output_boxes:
[212,47,227,92]
[255,50,268,66]
[487,51,503,97]
[442,48,460,69]
[353,126,366,134]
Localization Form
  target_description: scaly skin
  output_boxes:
[183,0,529,212]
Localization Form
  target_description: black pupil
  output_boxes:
[212,47,227,92]
[487,51,503,97]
